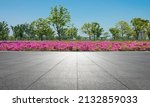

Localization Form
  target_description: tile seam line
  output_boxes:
[0,53,57,69]
[2,54,61,79]
[25,55,68,90]
[83,53,130,90]
[96,53,150,69]
[76,53,79,90]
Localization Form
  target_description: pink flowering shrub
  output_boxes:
[0,41,150,51]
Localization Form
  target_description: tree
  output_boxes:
[81,22,103,40]
[131,18,149,40]
[0,21,9,40]
[31,18,55,41]
[48,6,71,41]
[116,21,131,38]
[125,27,136,40]
[23,23,36,40]
[103,32,110,40]
[146,23,150,40]
[11,24,26,40]
[65,25,78,40]
[81,23,92,40]
[109,28,120,40]
[91,22,103,40]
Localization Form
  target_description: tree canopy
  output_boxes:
[109,28,120,40]
[64,25,78,40]
[0,21,9,40]
[131,18,149,40]
[31,18,55,41]
[81,22,103,40]
[48,5,71,41]
[11,24,26,40]
[116,21,131,37]
[146,23,150,40]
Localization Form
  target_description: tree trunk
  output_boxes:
[135,31,139,40]
[121,30,124,37]
[94,35,96,41]
[148,34,150,40]
[127,35,130,40]
[58,34,61,41]
[89,36,91,40]
[39,35,43,41]
[113,35,115,40]
[56,26,61,41]
[96,36,99,40]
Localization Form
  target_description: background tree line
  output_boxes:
[0,6,150,41]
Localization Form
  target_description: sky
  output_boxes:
[0,0,150,34]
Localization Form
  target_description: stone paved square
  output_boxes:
[0,52,150,90]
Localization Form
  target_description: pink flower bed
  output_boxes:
[0,41,150,51]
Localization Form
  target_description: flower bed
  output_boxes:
[0,41,150,51]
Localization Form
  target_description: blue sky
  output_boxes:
[0,0,150,33]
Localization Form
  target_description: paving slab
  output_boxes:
[0,52,150,90]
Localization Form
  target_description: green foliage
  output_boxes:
[1,5,150,41]
[81,22,103,40]
[31,18,55,40]
[64,25,78,40]
[109,28,120,40]
[81,23,92,40]
[11,24,26,40]
[23,23,36,40]
[116,21,131,37]
[48,5,71,41]
[131,18,149,40]
[102,32,110,40]
[115,21,137,40]
[91,22,103,40]
[146,23,150,40]
[125,27,136,40]
[0,21,9,40]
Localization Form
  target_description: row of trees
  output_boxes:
[0,6,150,41]
[0,6,78,41]
[109,18,150,40]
